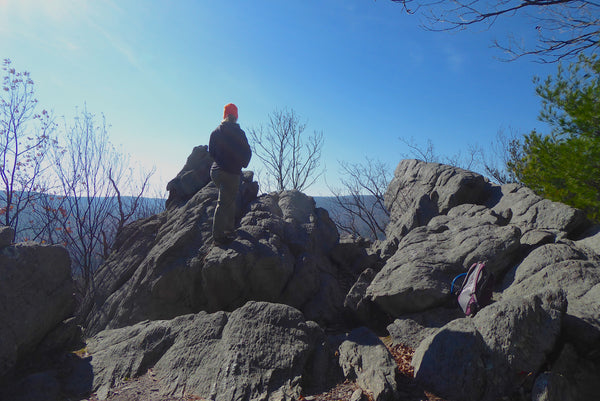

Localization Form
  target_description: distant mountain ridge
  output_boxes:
[2,189,386,242]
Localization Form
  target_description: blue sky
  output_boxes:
[1,0,557,196]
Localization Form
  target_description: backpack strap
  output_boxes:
[458,262,479,293]
[451,273,467,295]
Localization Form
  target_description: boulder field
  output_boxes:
[1,150,599,401]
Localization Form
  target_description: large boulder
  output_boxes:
[0,242,73,378]
[532,343,600,401]
[500,243,588,290]
[366,207,521,316]
[386,306,465,349]
[504,259,600,349]
[487,183,589,237]
[411,318,487,401]
[344,268,382,325]
[382,160,589,248]
[87,301,325,401]
[0,225,14,248]
[575,225,600,257]
[472,290,566,399]
[412,290,566,401]
[201,189,343,324]
[383,159,490,243]
[165,145,214,209]
[336,327,399,401]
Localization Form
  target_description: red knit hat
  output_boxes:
[223,103,238,120]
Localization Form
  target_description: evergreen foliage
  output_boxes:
[510,54,600,222]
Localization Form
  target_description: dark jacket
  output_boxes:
[209,121,252,174]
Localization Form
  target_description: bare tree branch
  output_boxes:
[480,127,523,184]
[328,158,391,240]
[249,108,324,192]
[390,0,600,62]
[44,106,157,296]
[0,59,55,241]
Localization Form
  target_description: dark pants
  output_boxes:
[210,169,240,239]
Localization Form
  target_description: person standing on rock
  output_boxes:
[209,103,252,245]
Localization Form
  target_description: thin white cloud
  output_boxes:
[444,46,465,72]
[0,0,138,70]
[88,20,144,73]
[0,0,84,51]
[79,2,145,73]
[0,0,81,23]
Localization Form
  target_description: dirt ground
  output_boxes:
[79,341,446,401]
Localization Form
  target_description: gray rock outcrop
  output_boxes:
[81,186,350,335]
[411,318,487,401]
[80,146,358,336]
[532,343,600,401]
[0,225,14,248]
[0,241,73,377]
[88,301,324,401]
[81,158,600,400]
[383,159,490,243]
[165,145,215,209]
[386,307,465,349]
[367,208,521,316]
[380,159,589,248]
[357,159,599,400]
[3,154,600,401]
[336,327,398,401]
[412,290,566,401]
[487,183,587,235]
[504,259,600,348]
